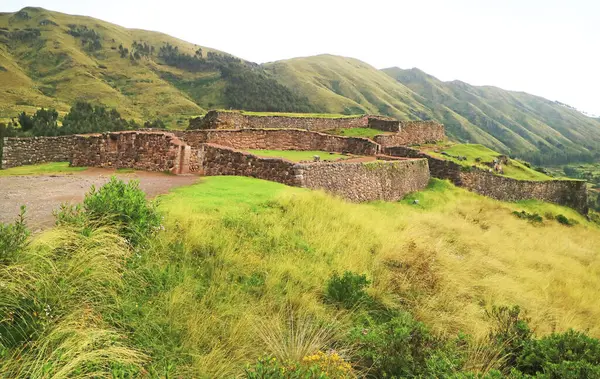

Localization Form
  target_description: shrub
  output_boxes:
[325,271,370,308]
[517,329,600,375]
[348,311,460,377]
[512,211,543,223]
[0,206,29,264]
[556,214,577,226]
[486,305,533,369]
[55,177,161,245]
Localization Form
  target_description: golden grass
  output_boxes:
[145,177,600,374]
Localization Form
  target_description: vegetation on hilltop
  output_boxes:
[0,7,317,126]
[383,67,600,165]
[1,101,138,137]
[2,175,600,376]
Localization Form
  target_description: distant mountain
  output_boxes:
[383,67,600,164]
[1,7,599,164]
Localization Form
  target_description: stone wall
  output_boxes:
[199,143,300,185]
[374,121,445,147]
[1,136,76,168]
[189,110,370,132]
[385,146,588,213]
[176,129,380,156]
[367,118,400,132]
[71,131,191,174]
[296,159,430,202]
[197,143,429,201]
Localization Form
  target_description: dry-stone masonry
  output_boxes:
[197,143,430,201]
[295,159,430,202]
[374,121,445,147]
[1,136,76,168]
[189,110,369,131]
[71,131,191,174]
[385,146,588,213]
[176,129,379,156]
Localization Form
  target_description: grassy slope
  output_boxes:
[246,149,352,162]
[0,161,87,176]
[427,143,554,181]
[134,176,599,375]
[264,55,433,119]
[2,175,599,376]
[383,67,600,161]
[0,7,227,124]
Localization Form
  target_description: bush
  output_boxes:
[0,206,30,264]
[512,211,543,223]
[348,311,460,377]
[556,214,577,226]
[517,329,600,376]
[325,271,370,308]
[55,177,161,245]
[486,305,533,368]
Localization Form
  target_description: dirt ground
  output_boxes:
[0,168,199,230]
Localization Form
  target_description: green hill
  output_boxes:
[2,7,600,164]
[383,67,600,164]
[0,7,314,126]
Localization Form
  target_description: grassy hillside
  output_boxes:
[0,7,220,124]
[264,55,432,119]
[0,7,315,127]
[384,67,600,165]
[2,175,600,376]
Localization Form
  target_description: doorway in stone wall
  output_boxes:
[178,145,185,174]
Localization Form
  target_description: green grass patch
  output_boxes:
[428,144,553,181]
[247,149,353,162]
[0,162,87,176]
[325,127,387,139]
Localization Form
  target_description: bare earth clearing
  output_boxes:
[0,169,199,230]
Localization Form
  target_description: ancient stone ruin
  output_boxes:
[0,111,588,212]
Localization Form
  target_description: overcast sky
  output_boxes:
[5,0,600,116]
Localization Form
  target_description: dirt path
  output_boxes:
[0,168,199,230]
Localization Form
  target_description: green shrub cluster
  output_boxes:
[3,101,139,137]
[325,271,370,309]
[556,214,578,226]
[246,271,600,378]
[0,205,29,264]
[512,210,543,223]
[55,177,161,245]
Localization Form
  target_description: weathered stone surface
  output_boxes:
[385,146,589,214]
[176,129,380,156]
[199,144,300,185]
[189,110,370,131]
[296,159,430,202]
[374,121,446,147]
[2,136,76,168]
[197,143,430,201]
[71,131,191,174]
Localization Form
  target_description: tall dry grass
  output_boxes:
[148,177,600,375]
[0,225,146,378]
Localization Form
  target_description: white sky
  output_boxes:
[5,0,600,116]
